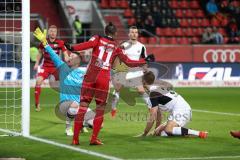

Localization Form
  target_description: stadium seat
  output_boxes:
[221,18,228,27]
[127,18,136,26]
[211,18,221,27]
[169,1,178,9]
[148,37,157,44]
[189,0,200,9]
[180,0,188,9]
[175,28,184,36]
[219,28,227,36]
[179,37,189,44]
[191,37,200,44]
[194,27,204,36]
[100,0,109,8]
[163,27,173,37]
[159,37,168,44]
[190,19,199,27]
[224,37,229,43]
[185,9,194,18]
[196,10,205,18]
[124,9,133,18]
[169,37,178,44]
[109,0,118,8]
[119,0,128,9]
[175,9,184,18]
[156,27,163,36]
[139,37,148,44]
[185,28,194,37]
[180,19,189,27]
[201,19,210,27]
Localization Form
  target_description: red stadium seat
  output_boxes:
[127,18,136,26]
[159,37,168,44]
[139,37,147,44]
[191,37,200,44]
[185,28,194,37]
[201,19,210,27]
[189,1,200,9]
[185,9,194,18]
[211,18,221,27]
[119,0,129,9]
[221,18,228,26]
[190,19,199,27]
[219,28,227,36]
[148,37,157,44]
[169,1,178,9]
[124,9,133,18]
[169,37,178,44]
[175,28,184,36]
[179,37,189,44]
[180,0,188,9]
[196,10,205,18]
[224,37,229,43]
[109,0,118,8]
[194,27,204,36]
[156,27,164,36]
[100,0,109,8]
[175,9,184,18]
[163,27,173,36]
[180,19,189,27]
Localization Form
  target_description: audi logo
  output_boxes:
[203,49,240,63]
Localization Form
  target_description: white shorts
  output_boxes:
[167,96,192,127]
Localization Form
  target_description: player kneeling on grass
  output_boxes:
[138,71,208,138]
[33,27,96,136]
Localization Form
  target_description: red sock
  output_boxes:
[91,108,105,141]
[35,85,41,107]
[73,106,88,141]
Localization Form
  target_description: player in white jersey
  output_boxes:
[111,26,151,117]
[138,71,208,138]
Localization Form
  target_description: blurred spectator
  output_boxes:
[144,15,155,35]
[201,27,215,44]
[206,0,219,15]
[212,27,224,44]
[73,15,83,43]
[226,18,239,38]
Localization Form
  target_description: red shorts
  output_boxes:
[37,66,59,80]
[80,72,110,105]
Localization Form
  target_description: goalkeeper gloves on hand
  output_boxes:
[145,54,155,62]
[33,27,48,46]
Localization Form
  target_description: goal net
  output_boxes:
[0,0,30,136]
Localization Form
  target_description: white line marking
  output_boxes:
[129,155,240,160]
[0,128,122,160]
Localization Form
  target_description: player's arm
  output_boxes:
[142,106,159,136]
[117,48,146,67]
[66,36,99,51]
[141,45,148,72]
[33,49,42,70]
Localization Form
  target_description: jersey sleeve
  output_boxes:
[116,48,146,67]
[44,45,64,68]
[38,42,44,51]
[59,40,67,52]
[72,35,99,51]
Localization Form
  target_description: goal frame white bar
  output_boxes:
[21,0,30,137]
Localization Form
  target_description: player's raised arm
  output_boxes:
[116,48,146,67]
[65,35,99,51]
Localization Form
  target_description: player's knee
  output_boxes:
[36,77,44,85]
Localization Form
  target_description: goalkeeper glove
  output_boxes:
[145,54,155,62]
[65,42,73,51]
[33,27,48,46]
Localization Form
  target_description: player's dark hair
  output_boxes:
[105,22,117,37]
[143,71,155,85]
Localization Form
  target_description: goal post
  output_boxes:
[21,0,30,137]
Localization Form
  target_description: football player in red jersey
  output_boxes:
[66,22,150,145]
[34,25,69,111]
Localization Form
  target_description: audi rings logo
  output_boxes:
[203,49,240,63]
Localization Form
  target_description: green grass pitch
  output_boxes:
[0,88,240,160]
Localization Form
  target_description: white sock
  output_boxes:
[142,92,152,108]
[66,116,72,129]
[112,91,120,110]
[161,131,168,137]
[172,127,182,136]
[188,129,200,136]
